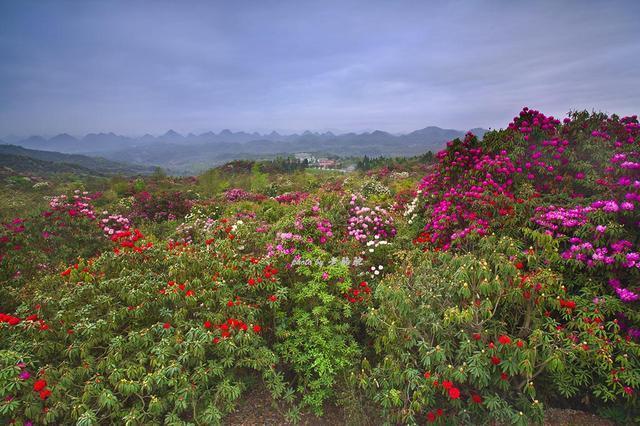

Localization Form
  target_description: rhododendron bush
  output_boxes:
[1,108,640,424]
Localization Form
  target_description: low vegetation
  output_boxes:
[1,108,639,425]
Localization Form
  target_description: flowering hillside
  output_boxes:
[1,108,639,425]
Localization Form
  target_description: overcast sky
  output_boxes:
[0,0,639,136]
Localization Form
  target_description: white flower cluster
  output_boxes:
[32,181,50,189]
[231,220,244,233]
[364,235,389,253]
[369,264,384,277]
[390,171,409,179]
[404,189,422,224]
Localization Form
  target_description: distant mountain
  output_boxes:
[2,135,23,144]
[0,144,157,176]
[0,154,98,176]
[11,126,489,172]
[157,130,185,143]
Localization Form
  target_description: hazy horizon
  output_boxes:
[1,124,490,141]
[1,0,639,136]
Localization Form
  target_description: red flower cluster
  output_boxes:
[413,231,431,245]
[167,240,191,251]
[0,313,21,326]
[343,281,371,303]
[160,280,195,297]
[559,299,576,310]
[60,263,85,277]
[205,317,262,342]
[111,228,153,254]
[471,394,483,404]
[247,264,279,286]
[498,335,511,345]
[33,379,51,400]
[426,408,444,423]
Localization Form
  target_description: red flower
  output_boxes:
[515,261,524,270]
[441,380,453,389]
[488,342,495,349]
[500,372,508,380]
[498,335,511,345]
[185,290,194,297]
[472,333,482,340]
[426,412,436,423]
[424,371,431,379]
[163,322,171,329]
[213,337,220,344]
[491,356,501,365]
[39,389,52,400]
[471,394,483,404]
[227,300,234,307]
[253,325,261,333]
[204,321,212,329]
[268,295,277,302]
[33,379,47,392]
[516,340,524,348]
[448,387,460,399]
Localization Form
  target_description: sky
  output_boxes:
[0,0,639,137]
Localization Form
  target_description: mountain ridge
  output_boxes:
[0,144,158,176]
[6,125,489,172]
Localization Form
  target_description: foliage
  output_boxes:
[1,108,640,424]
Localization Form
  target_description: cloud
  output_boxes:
[0,0,638,136]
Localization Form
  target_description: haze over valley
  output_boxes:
[2,125,488,173]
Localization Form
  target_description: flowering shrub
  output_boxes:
[347,194,396,243]
[98,212,131,237]
[129,190,193,221]
[274,191,309,204]
[224,188,267,202]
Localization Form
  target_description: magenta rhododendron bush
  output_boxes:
[1,108,640,424]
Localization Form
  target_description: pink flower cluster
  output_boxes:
[48,191,97,220]
[532,205,593,237]
[347,194,396,242]
[609,279,640,303]
[266,232,308,257]
[274,191,309,204]
[99,212,131,237]
[224,188,267,202]
[416,133,517,249]
[315,218,333,244]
